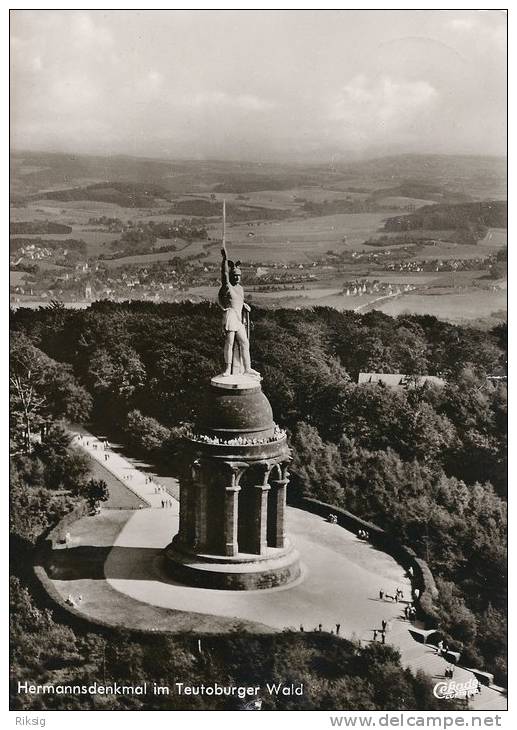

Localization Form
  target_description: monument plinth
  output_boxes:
[165,375,301,590]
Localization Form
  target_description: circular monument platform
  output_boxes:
[165,540,301,591]
[211,373,262,389]
[164,374,301,590]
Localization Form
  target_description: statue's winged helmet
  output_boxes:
[228,259,242,275]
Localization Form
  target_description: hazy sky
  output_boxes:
[10,9,507,161]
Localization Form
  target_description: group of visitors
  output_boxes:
[190,425,286,447]
[372,621,388,644]
[76,434,110,451]
[357,528,370,540]
[327,513,338,524]
[436,639,450,656]
[379,587,404,602]
[299,623,341,636]
[404,604,417,620]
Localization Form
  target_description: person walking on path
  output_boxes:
[381,631,386,645]
[379,590,384,600]
[336,623,340,636]
[373,630,378,641]
[381,619,387,632]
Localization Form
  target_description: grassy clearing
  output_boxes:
[85,457,146,510]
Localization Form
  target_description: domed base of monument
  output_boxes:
[164,538,302,591]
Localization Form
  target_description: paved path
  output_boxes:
[71,428,179,510]
[69,427,506,711]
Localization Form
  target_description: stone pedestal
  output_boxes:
[164,374,301,590]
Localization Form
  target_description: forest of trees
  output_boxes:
[9,301,507,705]
[10,221,73,235]
[383,200,507,238]
[39,182,172,208]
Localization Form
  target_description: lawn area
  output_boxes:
[85,456,146,510]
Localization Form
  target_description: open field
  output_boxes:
[204,212,389,264]
[480,227,507,248]
[10,152,507,322]
[374,195,436,208]
[99,239,207,267]
[246,283,507,322]
[409,241,489,261]
[374,287,507,321]
[13,199,161,224]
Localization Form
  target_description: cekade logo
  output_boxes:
[433,678,480,700]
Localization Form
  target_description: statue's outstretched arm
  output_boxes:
[221,245,230,286]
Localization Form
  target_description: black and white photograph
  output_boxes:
[9,8,508,718]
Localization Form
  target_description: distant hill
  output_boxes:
[10,149,507,201]
[368,179,471,204]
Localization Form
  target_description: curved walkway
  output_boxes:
[66,428,506,711]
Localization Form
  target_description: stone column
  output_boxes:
[183,460,201,548]
[178,477,190,544]
[252,483,270,554]
[224,483,240,556]
[269,478,288,548]
[193,479,207,550]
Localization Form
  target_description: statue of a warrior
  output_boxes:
[217,202,260,379]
